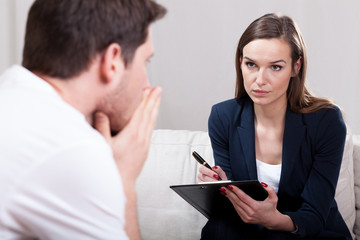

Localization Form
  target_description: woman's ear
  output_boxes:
[100,43,125,84]
[292,57,302,77]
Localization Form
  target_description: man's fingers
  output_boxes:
[127,87,162,129]
[143,86,162,103]
[136,87,162,138]
[142,97,161,143]
[146,93,161,135]
[142,87,162,123]
[94,112,112,143]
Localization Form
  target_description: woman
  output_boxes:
[199,13,351,240]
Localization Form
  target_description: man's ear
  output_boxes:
[100,43,125,84]
[292,57,302,77]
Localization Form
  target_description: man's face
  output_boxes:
[101,32,154,132]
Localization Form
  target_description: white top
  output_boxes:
[256,159,282,194]
[0,65,128,239]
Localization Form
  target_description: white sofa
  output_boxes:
[136,129,360,239]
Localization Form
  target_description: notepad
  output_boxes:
[170,180,268,219]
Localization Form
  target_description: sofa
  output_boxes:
[136,129,360,239]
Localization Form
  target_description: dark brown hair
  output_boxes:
[235,13,333,113]
[22,0,166,79]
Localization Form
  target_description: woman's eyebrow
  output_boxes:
[243,56,286,64]
[244,56,255,62]
[270,59,287,64]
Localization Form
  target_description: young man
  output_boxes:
[0,0,166,239]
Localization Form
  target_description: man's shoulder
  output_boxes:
[0,84,111,179]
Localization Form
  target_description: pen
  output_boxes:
[192,151,222,180]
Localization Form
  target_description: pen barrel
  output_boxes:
[203,161,212,170]
[204,161,222,180]
[192,151,222,180]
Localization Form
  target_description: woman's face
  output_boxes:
[241,38,299,109]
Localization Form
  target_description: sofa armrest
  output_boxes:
[352,135,360,239]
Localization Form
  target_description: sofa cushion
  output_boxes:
[136,130,212,240]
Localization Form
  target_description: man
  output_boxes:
[0,0,166,239]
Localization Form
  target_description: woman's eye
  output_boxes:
[246,62,256,68]
[272,65,282,71]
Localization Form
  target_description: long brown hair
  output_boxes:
[235,13,333,114]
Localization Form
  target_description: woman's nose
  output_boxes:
[255,69,267,85]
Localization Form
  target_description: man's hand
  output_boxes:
[94,86,162,185]
[94,86,162,240]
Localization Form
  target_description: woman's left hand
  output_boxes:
[220,183,296,231]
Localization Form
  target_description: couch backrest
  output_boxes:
[137,130,212,240]
[137,129,359,240]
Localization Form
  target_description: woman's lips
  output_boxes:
[253,89,269,96]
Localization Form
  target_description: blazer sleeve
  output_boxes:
[208,104,233,180]
[285,107,347,237]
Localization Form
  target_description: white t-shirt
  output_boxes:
[0,65,128,239]
[256,159,282,194]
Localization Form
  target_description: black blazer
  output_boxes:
[208,97,351,239]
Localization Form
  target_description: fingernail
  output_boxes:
[144,88,151,96]
[261,182,268,188]
[213,174,219,180]
[155,86,163,94]
[220,191,227,196]
[219,187,226,192]
[212,166,218,170]
[227,185,233,190]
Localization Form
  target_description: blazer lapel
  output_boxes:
[237,101,257,180]
[278,107,306,194]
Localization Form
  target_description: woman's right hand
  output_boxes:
[198,165,228,182]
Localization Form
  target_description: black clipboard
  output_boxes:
[170,180,268,219]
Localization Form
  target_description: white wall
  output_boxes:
[0,0,15,70]
[149,0,360,134]
[0,0,33,72]
[1,0,360,134]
